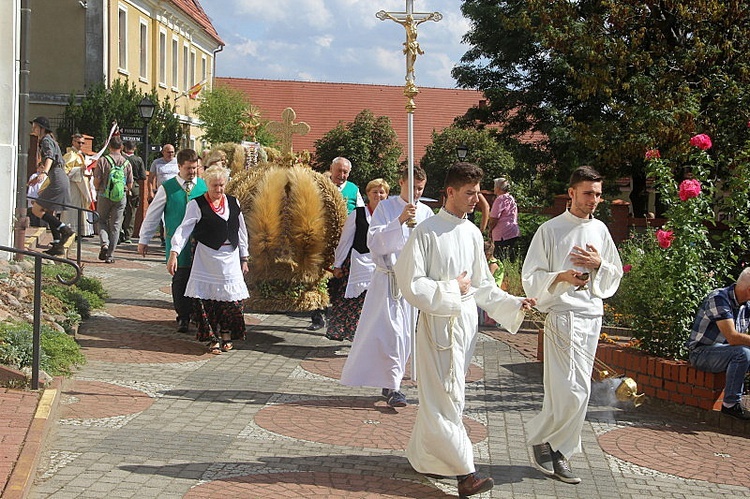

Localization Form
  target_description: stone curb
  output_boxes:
[3,379,62,499]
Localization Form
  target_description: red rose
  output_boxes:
[645,149,661,160]
[656,229,675,249]
[623,264,632,273]
[678,178,702,201]
[689,133,712,150]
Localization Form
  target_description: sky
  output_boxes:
[199,0,471,89]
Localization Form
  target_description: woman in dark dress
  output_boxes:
[326,178,390,341]
[29,116,75,256]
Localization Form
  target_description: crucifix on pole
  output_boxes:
[376,1,442,219]
[377,1,441,384]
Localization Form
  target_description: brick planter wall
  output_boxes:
[536,330,726,411]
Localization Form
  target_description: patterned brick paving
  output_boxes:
[76,329,211,363]
[598,424,750,487]
[184,472,452,498]
[254,398,487,450]
[300,356,484,386]
[59,380,154,419]
[4,236,749,498]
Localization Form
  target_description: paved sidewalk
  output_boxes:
[4,236,750,498]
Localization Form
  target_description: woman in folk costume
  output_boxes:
[326,178,390,341]
[62,133,94,236]
[168,165,250,355]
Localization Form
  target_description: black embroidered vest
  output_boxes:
[191,194,241,250]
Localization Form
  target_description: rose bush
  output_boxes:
[609,132,750,359]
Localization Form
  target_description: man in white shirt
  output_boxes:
[395,162,535,497]
[340,166,432,408]
[522,165,623,484]
[138,149,207,333]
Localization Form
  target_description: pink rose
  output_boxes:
[623,264,632,273]
[689,133,712,150]
[645,149,661,160]
[678,178,702,201]
[656,229,675,249]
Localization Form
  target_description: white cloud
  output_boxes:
[204,0,467,88]
[315,35,334,48]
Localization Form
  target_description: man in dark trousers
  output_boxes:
[138,149,207,333]
[120,140,148,244]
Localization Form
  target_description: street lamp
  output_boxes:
[137,96,156,167]
[456,143,469,161]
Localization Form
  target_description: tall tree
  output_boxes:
[454,1,750,193]
[420,126,528,202]
[313,109,402,191]
[196,86,254,145]
[62,79,180,160]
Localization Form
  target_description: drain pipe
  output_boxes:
[13,0,31,258]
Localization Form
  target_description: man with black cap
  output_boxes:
[29,116,76,256]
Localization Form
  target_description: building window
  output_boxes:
[201,55,207,82]
[139,20,148,80]
[118,7,127,70]
[159,30,166,86]
[171,37,178,90]
[190,50,196,87]
[182,44,189,91]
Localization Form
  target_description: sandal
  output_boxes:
[221,333,233,352]
[208,342,222,355]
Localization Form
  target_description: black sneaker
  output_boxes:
[98,246,108,261]
[387,390,407,408]
[44,243,64,256]
[721,403,750,420]
[531,443,554,476]
[551,450,581,484]
[59,225,75,246]
[381,388,390,398]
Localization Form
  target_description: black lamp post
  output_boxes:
[456,143,469,161]
[137,96,156,167]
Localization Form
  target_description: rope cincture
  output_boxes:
[530,310,620,381]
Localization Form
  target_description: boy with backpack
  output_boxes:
[93,135,133,263]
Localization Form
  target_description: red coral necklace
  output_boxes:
[205,193,226,215]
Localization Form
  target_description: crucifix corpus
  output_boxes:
[376,1,442,213]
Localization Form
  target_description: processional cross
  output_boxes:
[376,0,441,212]
[377,1,441,383]
[266,107,311,156]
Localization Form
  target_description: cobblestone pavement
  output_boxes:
[12,237,750,497]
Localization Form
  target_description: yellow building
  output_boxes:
[29,0,224,151]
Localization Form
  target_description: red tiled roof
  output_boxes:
[171,0,224,46]
[217,77,486,162]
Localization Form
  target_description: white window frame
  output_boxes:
[190,50,196,88]
[139,19,148,82]
[201,55,207,83]
[182,43,189,91]
[117,6,128,74]
[171,36,179,92]
[158,29,167,87]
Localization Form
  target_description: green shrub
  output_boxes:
[0,322,84,376]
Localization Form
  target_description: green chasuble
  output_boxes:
[162,177,208,267]
[341,181,359,214]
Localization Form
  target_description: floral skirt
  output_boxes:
[193,298,246,343]
[325,255,365,341]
